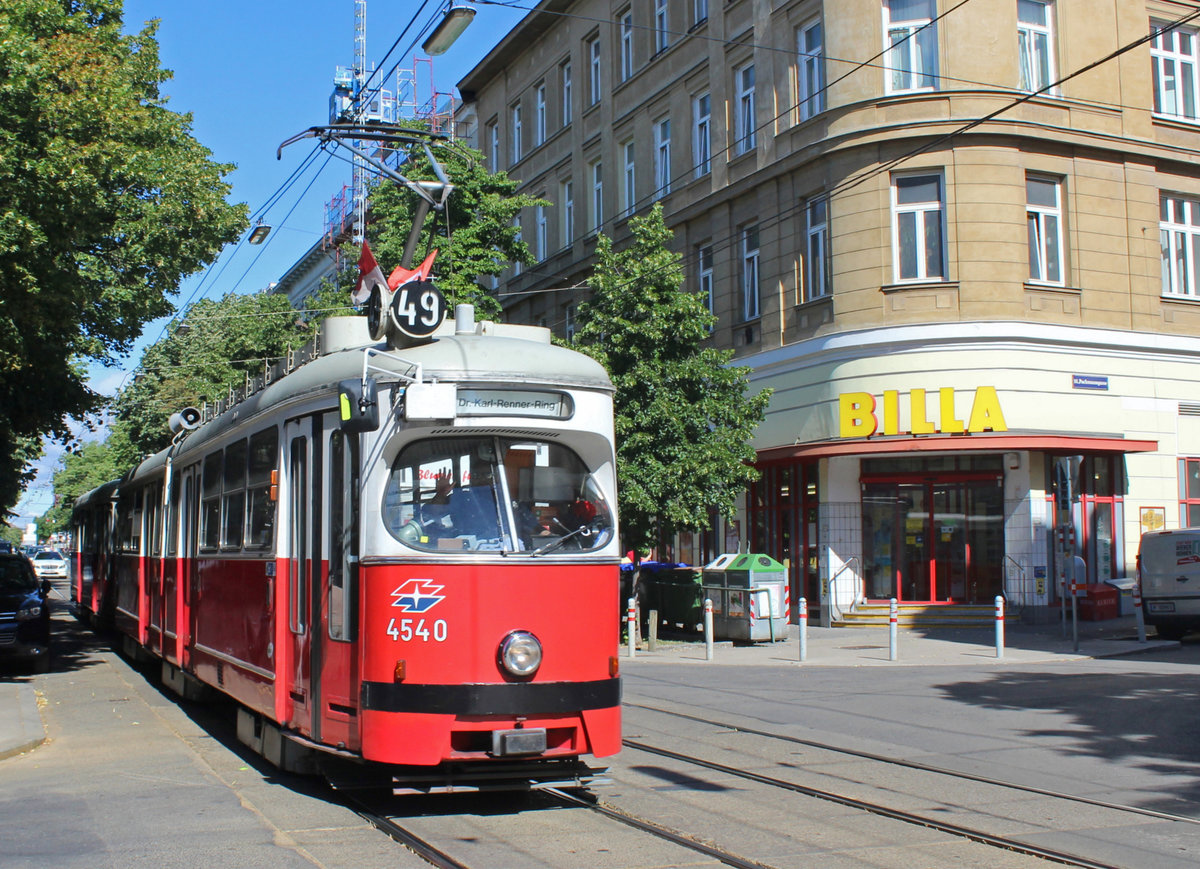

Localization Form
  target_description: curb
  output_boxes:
[0,684,46,761]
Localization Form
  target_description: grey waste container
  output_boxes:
[701,553,788,642]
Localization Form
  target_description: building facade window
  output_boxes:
[561,60,573,126]
[891,173,945,282]
[510,103,523,164]
[534,82,547,146]
[588,36,602,105]
[805,195,831,301]
[590,160,603,232]
[655,0,670,54]
[693,92,711,177]
[735,63,756,155]
[1161,193,1200,297]
[741,224,760,320]
[565,303,577,341]
[620,10,634,82]
[512,216,523,275]
[1151,21,1199,121]
[1180,458,1200,527]
[535,203,547,261]
[698,243,714,315]
[654,117,671,199]
[883,0,938,94]
[1017,0,1056,93]
[1026,175,1063,285]
[487,120,499,169]
[560,179,574,249]
[622,139,636,217]
[798,19,825,120]
[694,0,708,27]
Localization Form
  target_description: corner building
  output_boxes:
[457,0,1200,622]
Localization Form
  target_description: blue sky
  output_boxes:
[13,0,526,523]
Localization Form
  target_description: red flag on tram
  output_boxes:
[351,239,387,305]
[387,248,438,290]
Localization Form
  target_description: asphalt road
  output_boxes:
[4,602,1200,868]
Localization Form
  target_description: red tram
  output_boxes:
[72,305,622,792]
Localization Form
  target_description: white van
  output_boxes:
[1136,528,1200,640]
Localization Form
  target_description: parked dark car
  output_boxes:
[0,554,52,672]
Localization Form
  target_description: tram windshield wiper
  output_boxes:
[530,523,592,557]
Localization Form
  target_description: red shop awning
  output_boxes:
[757,433,1159,463]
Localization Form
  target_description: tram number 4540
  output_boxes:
[387,617,448,643]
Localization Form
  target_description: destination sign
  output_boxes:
[456,389,573,419]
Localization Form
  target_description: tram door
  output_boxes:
[172,466,199,667]
[284,417,317,736]
[318,414,359,750]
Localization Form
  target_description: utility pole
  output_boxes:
[352,0,369,244]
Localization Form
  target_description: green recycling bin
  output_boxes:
[701,553,788,642]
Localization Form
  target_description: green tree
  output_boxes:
[109,289,348,461]
[38,440,124,536]
[0,0,247,512]
[575,205,772,556]
[361,141,546,320]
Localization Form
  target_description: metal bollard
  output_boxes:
[648,609,658,651]
[1133,581,1146,644]
[626,597,636,659]
[994,595,1005,658]
[798,597,808,662]
[704,598,714,661]
[889,598,898,661]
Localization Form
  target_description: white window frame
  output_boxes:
[1152,21,1200,122]
[561,60,573,126]
[883,0,938,95]
[735,63,756,155]
[560,179,574,250]
[655,0,670,54]
[535,202,547,261]
[534,83,547,146]
[654,117,671,199]
[622,139,636,217]
[798,19,825,121]
[487,120,499,169]
[741,225,760,321]
[805,195,830,301]
[891,172,946,282]
[693,92,711,177]
[510,103,523,164]
[1017,0,1056,94]
[590,160,603,233]
[620,11,634,82]
[1026,175,1064,285]
[588,36,602,106]
[1161,193,1200,298]
[698,243,714,315]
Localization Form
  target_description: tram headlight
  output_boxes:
[498,630,542,679]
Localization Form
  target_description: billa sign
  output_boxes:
[839,387,1006,438]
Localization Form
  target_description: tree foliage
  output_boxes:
[360,140,546,320]
[575,205,772,556]
[109,289,348,462]
[38,440,124,536]
[0,0,247,513]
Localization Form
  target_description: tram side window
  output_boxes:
[221,440,247,549]
[201,451,222,551]
[246,427,278,549]
[328,430,358,642]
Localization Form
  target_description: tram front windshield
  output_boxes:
[384,436,614,554]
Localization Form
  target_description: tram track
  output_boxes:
[627,701,1200,827]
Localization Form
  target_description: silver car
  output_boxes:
[31,549,69,581]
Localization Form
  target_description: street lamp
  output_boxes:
[248,223,272,245]
[422,2,476,56]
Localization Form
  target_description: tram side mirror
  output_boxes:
[338,377,380,433]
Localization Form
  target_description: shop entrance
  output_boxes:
[862,464,1004,604]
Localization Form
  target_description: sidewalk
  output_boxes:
[621,612,1177,667]
[0,615,1175,763]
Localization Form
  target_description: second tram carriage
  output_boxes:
[72,308,622,792]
